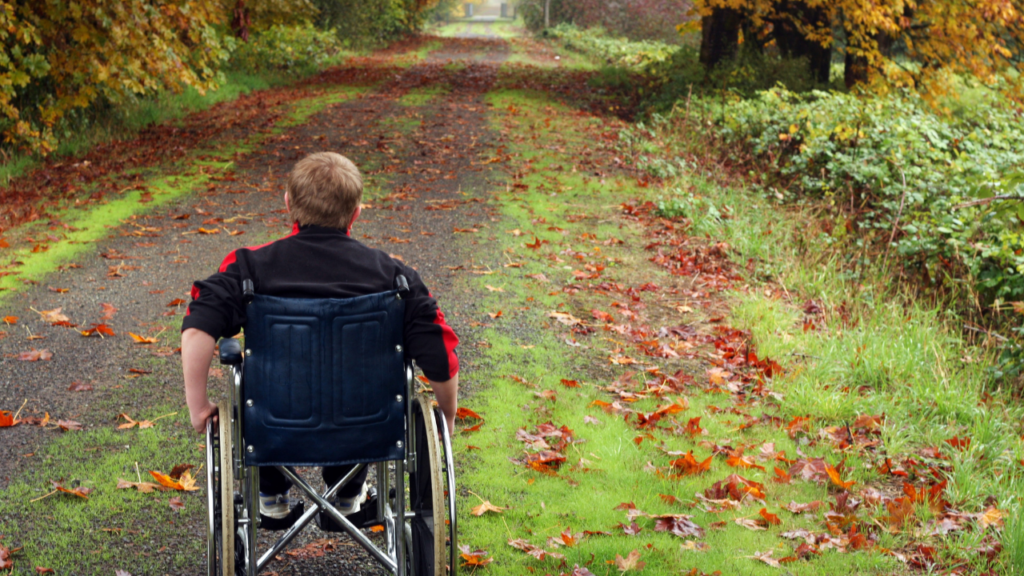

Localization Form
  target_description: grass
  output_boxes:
[0,408,205,574]
[0,86,368,302]
[448,87,905,574]
[430,20,524,39]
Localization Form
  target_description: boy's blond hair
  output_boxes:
[286,152,363,229]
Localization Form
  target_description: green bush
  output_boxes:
[312,0,422,47]
[230,24,342,74]
[703,87,1024,302]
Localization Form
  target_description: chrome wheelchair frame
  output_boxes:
[205,342,457,575]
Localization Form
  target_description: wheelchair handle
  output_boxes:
[395,275,410,299]
[242,279,255,304]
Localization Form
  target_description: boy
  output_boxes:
[181,152,460,521]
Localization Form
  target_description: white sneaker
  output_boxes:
[334,482,369,516]
[259,492,293,520]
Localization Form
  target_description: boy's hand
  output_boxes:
[190,400,218,433]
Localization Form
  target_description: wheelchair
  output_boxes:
[204,277,457,575]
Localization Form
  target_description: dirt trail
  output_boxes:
[0,36,509,574]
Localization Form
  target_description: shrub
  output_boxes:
[518,0,691,44]
[230,24,342,74]
[311,0,422,47]
[544,24,680,70]
[697,87,1024,305]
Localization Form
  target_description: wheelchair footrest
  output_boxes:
[317,492,383,532]
[260,501,305,531]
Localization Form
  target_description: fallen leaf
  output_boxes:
[99,303,118,320]
[68,381,93,391]
[825,464,856,490]
[166,298,186,307]
[750,550,780,567]
[80,323,115,337]
[169,496,185,510]
[614,550,645,572]
[456,407,483,420]
[759,507,782,526]
[35,567,55,574]
[471,500,506,516]
[560,378,580,388]
[979,507,1004,530]
[488,310,503,319]
[149,469,199,491]
[3,316,16,324]
[459,545,493,567]
[0,411,14,427]
[56,420,83,431]
[129,332,158,344]
[19,348,53,361]
[38,308,69,323]
[116,478,162,493]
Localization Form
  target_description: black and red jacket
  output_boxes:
[182,223,459,382]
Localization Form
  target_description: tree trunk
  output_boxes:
[844,49,868,88]
[544,0,550,28]
[771,1,832,84]
[232,0,250,42]
[700,8,742,70]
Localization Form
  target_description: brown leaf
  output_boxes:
[38,308,69,323]
[471,500,505,516]
[56,420,83,431]
[750,550,780,567]
[168,496,185,510]
[456,407,483,420]
[614,550,645,572]
[652,514,705,538]
[459,545,493,567]
[68,381,93,391]
[116,478,162,493]
[129,332,158,344]
[99,302,118,321]
[168,464,195,480]
[35,567,55,574]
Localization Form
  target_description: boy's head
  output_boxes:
[286,152,363,230]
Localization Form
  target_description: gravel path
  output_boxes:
[0,35,508,575]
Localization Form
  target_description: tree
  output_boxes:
[0,0,229,153]
[692,0,1024,95]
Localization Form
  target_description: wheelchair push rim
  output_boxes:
[206,401,236,576]
[407,395,456,575]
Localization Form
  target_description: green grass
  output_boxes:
[397,85,450,107]
[430,20,524,39]
[0,409,205,574]
[450,88,909,574]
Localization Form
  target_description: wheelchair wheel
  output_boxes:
[407,396,456,575]
[207,401,236,576]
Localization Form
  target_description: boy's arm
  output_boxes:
[431,374,458,436]
[182,328,218,433]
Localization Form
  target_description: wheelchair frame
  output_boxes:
[206,342,457,576]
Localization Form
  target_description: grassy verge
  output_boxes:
[455,82,1021,574]
[0,85,367,301]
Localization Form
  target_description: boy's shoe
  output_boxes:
[333,481,369,516]
[259,492,294,520]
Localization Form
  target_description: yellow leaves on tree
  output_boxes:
[690,0,1024,96]
[0,1,230,153]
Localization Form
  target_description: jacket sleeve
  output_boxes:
[399,265,459,382]
[181,251,247,339]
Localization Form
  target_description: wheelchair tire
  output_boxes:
[408,396,449,575]
[209,401,235,576]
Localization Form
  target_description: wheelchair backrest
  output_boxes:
[241,290,407,467]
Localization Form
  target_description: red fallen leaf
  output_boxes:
[487,310,503,319]
[825,464,856,490]
[670,451,712,476]
[149,469,199,491]
[652,514,705,538]
[462,423,483,433]
[36,567,55,574]
[68,380,93,391]
[759,507,782,526]
[197,227,220,234]
[128,368,152,374]
[48,287,69,293]
[613,502,637,511]
[557,527,578,547]
[560,378,580,388]
[0,411,14,427]
[129,332,158,344]
[19,348,53,361]
[525,236,543,249]
[166,298,187,307]
[456,407,483,420]
[944,436,971,450]
[659,494,683,506]
[3,315,17,324]
[465,445,481,450]
[726,454,766,471]
[168,464,195,480]
[682,416,704,437]
[50,321,77,328]
[168,496,185,510]
[458,545,493,567]
[591,309,614,322]
[56,484,93,499]
[773,467,791,483]
[80,323,115,337]
[616,521,643,535]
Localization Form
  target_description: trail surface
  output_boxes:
[0,34,512,575]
